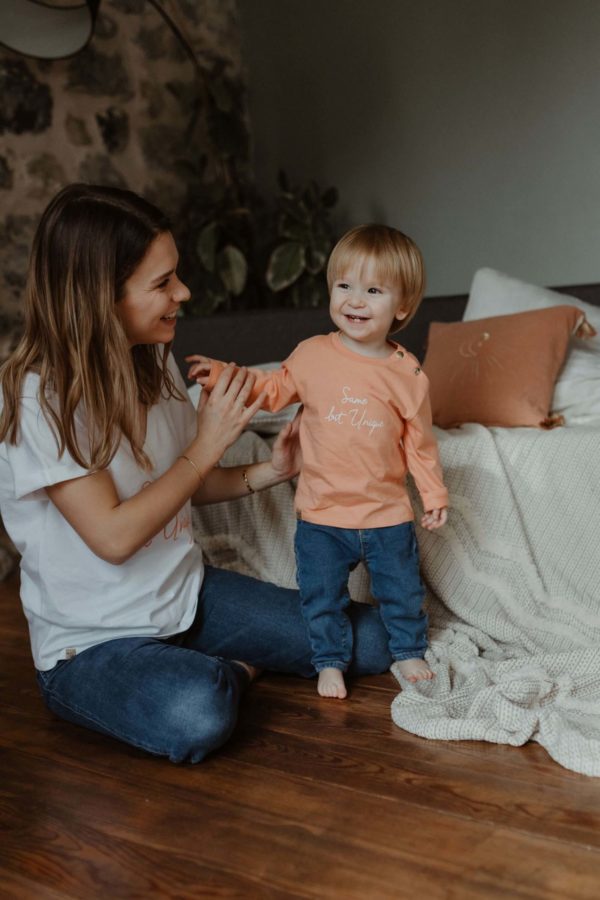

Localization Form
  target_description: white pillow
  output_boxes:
[187,362,300,435]
[464,268,600,425]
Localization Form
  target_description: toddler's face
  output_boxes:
[329,255,406,355]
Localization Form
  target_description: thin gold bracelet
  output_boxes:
[179,454,204,486]
[242,469,255,494]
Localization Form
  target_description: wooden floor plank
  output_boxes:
[0,871,75,900]
[5,681,600,852]
[3,745,599,900]
[3,570,600,899]
[0,748,472,899]
[247,676,590,783]
[223,719,600,848]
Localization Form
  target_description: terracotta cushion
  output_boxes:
[464,268,600,425]
[423,305,596,428]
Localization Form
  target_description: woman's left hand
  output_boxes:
[270,407,303,480]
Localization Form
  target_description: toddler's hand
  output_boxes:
[421,507,448,531]
[185,354,213,385]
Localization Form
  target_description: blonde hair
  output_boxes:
[326,224,426,331]
[0,183,184,470]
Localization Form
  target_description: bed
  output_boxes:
[174,268,600,778]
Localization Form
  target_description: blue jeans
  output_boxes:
[294,520,428,672]
[36,566,391,763]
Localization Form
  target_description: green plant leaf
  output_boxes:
[305,247,327,275]
[266,241,306,292]
[279,195,310,225]
[280,218,309,243]
[217,244,248,296]
[197,222,219,272]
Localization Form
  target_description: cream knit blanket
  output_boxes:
[192,425,600,777]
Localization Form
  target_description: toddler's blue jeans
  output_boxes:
[294,519,428,672]
[36,565,392,763]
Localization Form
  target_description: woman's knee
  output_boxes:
[161,666,241,764]
[37,641,243,763]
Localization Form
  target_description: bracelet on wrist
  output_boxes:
[242,469,255,494]
[179,454,204,486]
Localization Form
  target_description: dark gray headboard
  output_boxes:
[172,282,600,371]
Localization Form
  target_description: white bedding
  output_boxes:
[393,424,600,778]
[192,424,600,777]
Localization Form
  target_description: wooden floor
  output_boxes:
[1,571,600,899]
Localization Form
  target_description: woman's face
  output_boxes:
[118,232,190,346]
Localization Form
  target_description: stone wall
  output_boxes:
[0,0,246,577]
[0,0,245,356]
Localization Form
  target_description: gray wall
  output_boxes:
[240,0,600,296]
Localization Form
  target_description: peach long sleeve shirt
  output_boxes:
[205,332,449,529]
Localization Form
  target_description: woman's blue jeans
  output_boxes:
[36,566,392,763]
[294,520,428,672]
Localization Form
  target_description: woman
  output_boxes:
[0,184,391,763]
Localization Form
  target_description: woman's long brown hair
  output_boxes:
[0,183,184,469]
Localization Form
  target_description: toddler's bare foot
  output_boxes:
[233,660,261,682]
[396,658,435,683]
[317,668,347,699]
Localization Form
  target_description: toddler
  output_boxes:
[188,225,448,699]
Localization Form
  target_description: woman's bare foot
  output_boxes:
[233,660,261,682]
[317,667,347,699]
[396,658,435,683]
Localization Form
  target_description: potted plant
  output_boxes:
[172,173,339,364]
[168,60,339,366]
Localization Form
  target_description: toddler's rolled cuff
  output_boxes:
[420,489,449,511]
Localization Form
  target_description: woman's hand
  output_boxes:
[190,364,266,468]
[270,407,303,480]
[420,507,448,531]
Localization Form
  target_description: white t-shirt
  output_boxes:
[0,355,204,671]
